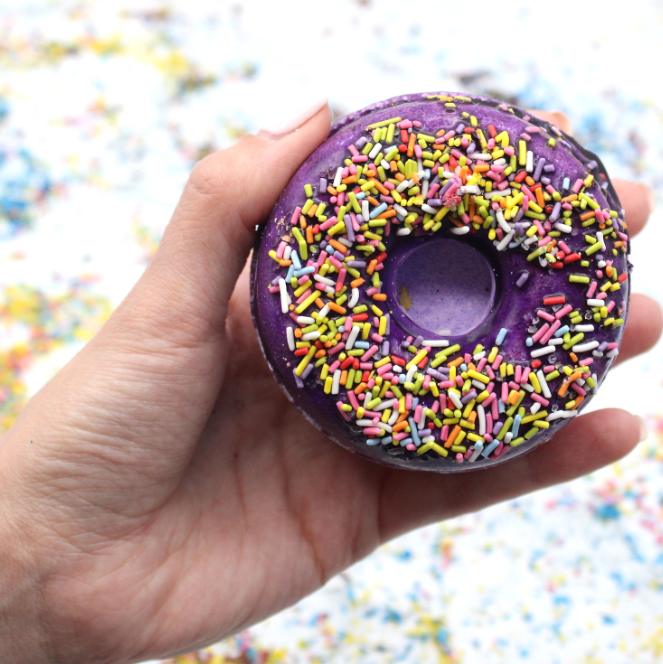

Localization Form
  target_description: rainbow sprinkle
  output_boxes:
[268,94,630,465]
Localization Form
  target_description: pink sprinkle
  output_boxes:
[555,304,573,319]
[441,425,449,441]
[501,382,509,403]
[377,363,392,376]
[439,394,447,411]
[579,358,594,366]
[532,323,550,343]
[359,362,372,370]
[329,360,340,373]
[290,206,302,225]
[295,289,312,304]
[540,319,561,344]
[492,354,503,370]
[329,343,345,356]
[587,281,598,298]
[531,393,549,406]
[347,390,360,410]
[573,179,584,193]
[405,394,413,410]
[477,358,487,372]
[571,383,587,397]
[406,444,416,450]
[504,146,515,156]
[521,367,531,384]
[394,432,407,441]
[606,301,616,313]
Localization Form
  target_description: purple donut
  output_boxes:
[250,92,631,472]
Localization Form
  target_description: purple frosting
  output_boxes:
[250,92,631,473]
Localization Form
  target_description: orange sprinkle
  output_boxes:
[468,411,477,423]
[328,302,347,314]
[354,382,367,395]
[314,349,326,359]
[279,259,292,267]
[307,204,317,217]
[473,164,490,173]
[367,196,380,207]
[508,390,520,405]
[369,179,389,195]
[535,187,545,208]
[367,259,378,275]
[294,328,303,338]
[328,239,348,253]
[393,420,409,433]
[372,293,387,301]
[315,297,325,309]
[561,194,578,203]
[341,175,357,184]
[376,208,397,220]
[407,133,416,157]
[580,210,595,221]
[445,425,462,448]
[299,215,307,229]
[447,357,464,368]
[394,172,406,181]
[525,176,535,187]
[350,278,365,288]
[340,370,348,386]
[326,186,338,196]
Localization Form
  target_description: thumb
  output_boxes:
[105,97,331,353]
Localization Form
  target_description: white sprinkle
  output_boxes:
[378,422,393,433]
[278,278,290,314]
[394,204,408,217]
[388,410,399,425]
[504,431,514,444]
[346,325,361,350]
[331,370,341,395]
[369,142,382,160]
[496,210,511,233]
[373,399,398,412]
[396,180,410,193]
[546,410,578,421]
[496,230,514,251]
[450,225,470,235]
[362,199,370,221]
[317,304,330,319]
[469,442,484,462]
[283,245,292,260]
[537,370,552,399]
[478,404,486,436]
[530,401,541,414]
[297,315,315,324]
[301,331,320,341]
[348,287,359,308]
[286,326,295,351]
[554,222,572,233]
[397,227,411,236]
[314,274,335,286]
[530,345,554,358]
[406,365,417,383]
[333,167,343,188]
[421,204,438,214]
[574,324,595,332]
[422,339,449,347]
[526,150,534,172]
[587,298,604,307]
[606,348,619,358]
[572,341,600,353]
[521,382,534,393]
[448,391,463,410]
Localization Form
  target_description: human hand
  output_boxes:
[0,103,659,663]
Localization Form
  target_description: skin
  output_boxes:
[0,105,659,663]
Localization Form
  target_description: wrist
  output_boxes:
[0,489,52,662]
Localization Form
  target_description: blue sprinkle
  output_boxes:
[496,328,508,344]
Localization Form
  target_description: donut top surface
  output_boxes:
[251,92,631,472]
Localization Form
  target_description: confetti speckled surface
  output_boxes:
[1,1,663,662]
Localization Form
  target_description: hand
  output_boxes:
[0,105,659,664]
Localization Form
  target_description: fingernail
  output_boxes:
[257,93,328,141]
[639,183,656,216]
[550,111,573,134]
[637,415,648,443]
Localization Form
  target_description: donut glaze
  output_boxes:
[250,92,631,472]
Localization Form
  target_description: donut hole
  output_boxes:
[391,238,496,337]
